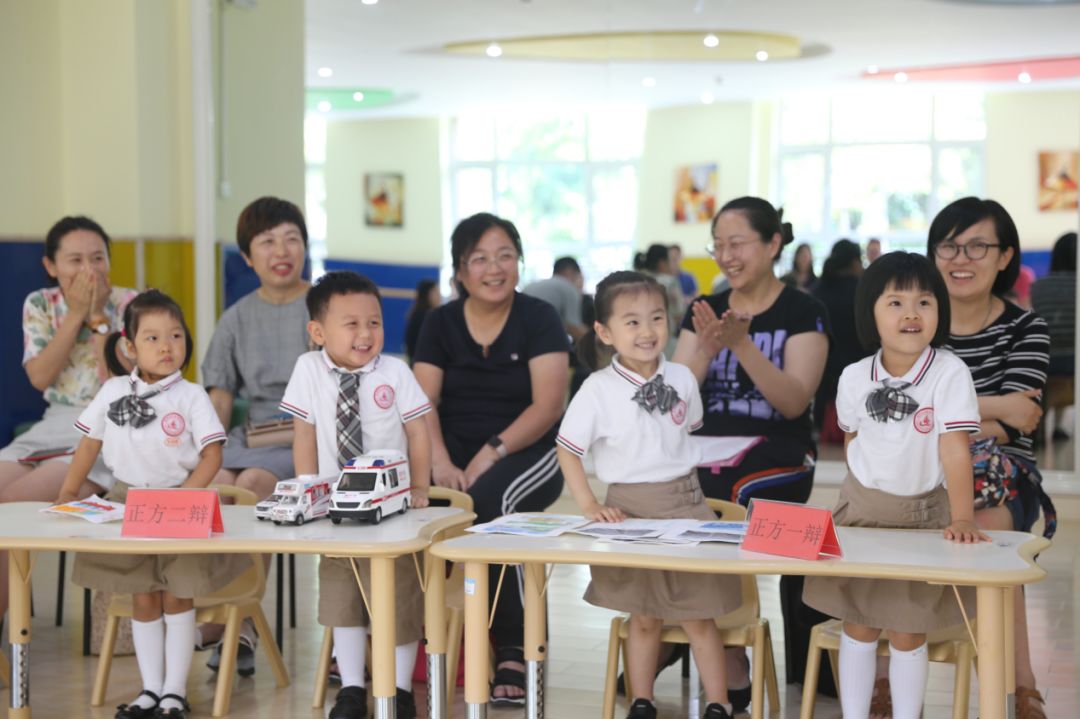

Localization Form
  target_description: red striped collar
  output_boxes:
[320,349,380,375]
[871,346,936,386]
[128,369,183,394]
[610,355,664,387]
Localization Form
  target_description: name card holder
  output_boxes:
[121,488,224,539]
[740,498,842,561]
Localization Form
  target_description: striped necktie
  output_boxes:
[335,370,364,469]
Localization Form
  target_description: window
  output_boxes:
[449,111,645,290]
[775,91,985,269]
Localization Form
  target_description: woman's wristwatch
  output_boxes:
[486,435,508,459]
[86,314,110,335]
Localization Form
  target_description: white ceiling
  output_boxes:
[305,0,1080,117]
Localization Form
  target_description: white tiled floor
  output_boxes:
[2,493,1077,718]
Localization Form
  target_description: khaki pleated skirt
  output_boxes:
[802,474,975,634]
[72,482,251,599]
[317,554,424,644]
[584,475,743,621]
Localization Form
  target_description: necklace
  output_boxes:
[977,298,995,332]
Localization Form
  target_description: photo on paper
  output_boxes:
[466,513,588,537]
[365,172,404,227]
[1038,150,1079,212]
[673,163,718,223]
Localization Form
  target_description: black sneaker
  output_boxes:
[329,685,367,719]
[396,688,416,719]
[704,702,733,719]
[626,698,658,719]
[205,635,256,677]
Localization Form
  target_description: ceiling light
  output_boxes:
[894,71,908,82]
[317,67,333,78]
[317,100,332,113]
[755,50,769,62]
[700,91,715,105]
[1018,71,1032,83]
[361,0,378,4]
[866,65,879,75]
[642,77,656,88]
[486,43,503,58]
[353,91,366,102]
[703,34,719,48]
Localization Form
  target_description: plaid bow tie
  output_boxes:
[632,374,681,415]
[107,383,161,428]
[865,380,919,423]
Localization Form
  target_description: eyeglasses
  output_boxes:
[466,250,520,271]
[705,239,755,258]
[933,241,1002,261]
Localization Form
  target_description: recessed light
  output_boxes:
[642,77,656,88]
[317,100,332,113]
[700,91,715,105]
[867,65,879,75]
[317,67,333,78]
[1018,71,1032,83]
[353,91,366,102]
[755,50,769,62]
[894,71,908,83]
[361,0,378,4]
[486,43,503,58]
[703,34,719,48]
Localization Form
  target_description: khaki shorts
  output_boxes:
[318,554,424,644]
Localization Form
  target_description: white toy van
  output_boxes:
[254,492,283,520]
[268,476,333,526]
[330,450,411,525]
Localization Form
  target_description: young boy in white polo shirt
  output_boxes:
[280,271,431,719]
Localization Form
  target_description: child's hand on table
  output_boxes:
[944,519,990,544]
[54,490,80,506]
[410,486,430,509]
[584,502,627,523]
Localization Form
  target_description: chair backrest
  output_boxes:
[705,497,759,614]
[199,485,265,604]
[428,486,474,512]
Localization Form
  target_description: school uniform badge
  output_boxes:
[913,407,934,434]
[161,412,186,437]
[373,384,395,409]
[671,399,687,425]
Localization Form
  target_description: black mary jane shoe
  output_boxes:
[154,694,191,719]
[115,690,161,719]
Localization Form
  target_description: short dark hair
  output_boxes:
[104,289,193,377]
[449,212,523,296]
[553,256,581,276]
[1050,232,1077,273]
[578,270,667,371]
[45,215,110,264]
[236,196,308,257]
[712,196,794,262]
[642,244,670,272]
[926,197,1021,296]
[306,270,381,322]
[854,251,951,351]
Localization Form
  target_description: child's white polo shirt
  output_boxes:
[838,346,980,496]
[75,370,227,488]
[557,355,704,484]
[280,350,432,478]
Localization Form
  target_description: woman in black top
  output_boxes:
[673,197,829,710]
[413,212,568,706]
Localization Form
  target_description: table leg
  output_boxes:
[9,549,32,717]
[523,563,546,719]
[371,556,397,719]
[424,552,448,719]
[464,561,489,719]
[977,586,1007,719]
[1003,587,1016,719]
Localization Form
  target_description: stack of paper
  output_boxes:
[40,498,126,524]
[466,514,590,537]
[575,518,748,546]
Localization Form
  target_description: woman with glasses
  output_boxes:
[413,212,569,706]
[672,196,829,711]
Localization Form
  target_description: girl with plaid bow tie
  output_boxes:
[803,253,990,719]
[557,271,742,719]
[55,290,239,719]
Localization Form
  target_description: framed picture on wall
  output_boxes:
[673,163,718,223]
[365,172,404,227]
[1037,150,1079,212]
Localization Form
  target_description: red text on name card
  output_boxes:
[121,488,224,539]
[740,499,842,561]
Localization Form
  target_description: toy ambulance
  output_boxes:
[267,476,333,526]
[330,450,411,525]
[254,491,283,520]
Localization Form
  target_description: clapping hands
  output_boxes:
[691,300,751,356]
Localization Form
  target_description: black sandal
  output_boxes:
[154,694,191,719]
[489,646,527,707]
[116,690,161,719]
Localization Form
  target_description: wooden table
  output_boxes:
[0,502,474,719]
[431,525,1049,719]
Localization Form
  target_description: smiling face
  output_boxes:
[873,282,939,369]
[243,222,306,291]
[933,218,1014,303]
[456,226,520,304]
[595,287,668,377]
[129,310,188,384]
[43,229,110,296]
[308,291,384,371]
[710,210,780,291]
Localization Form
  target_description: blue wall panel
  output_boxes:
[0,243,50,446]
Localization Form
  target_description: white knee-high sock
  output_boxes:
[130,617,165,709]
[889,643,929,719]
[395,641,419,690]
[161,610,196,711]
[334,626,369,689]
[839,631,878,719]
